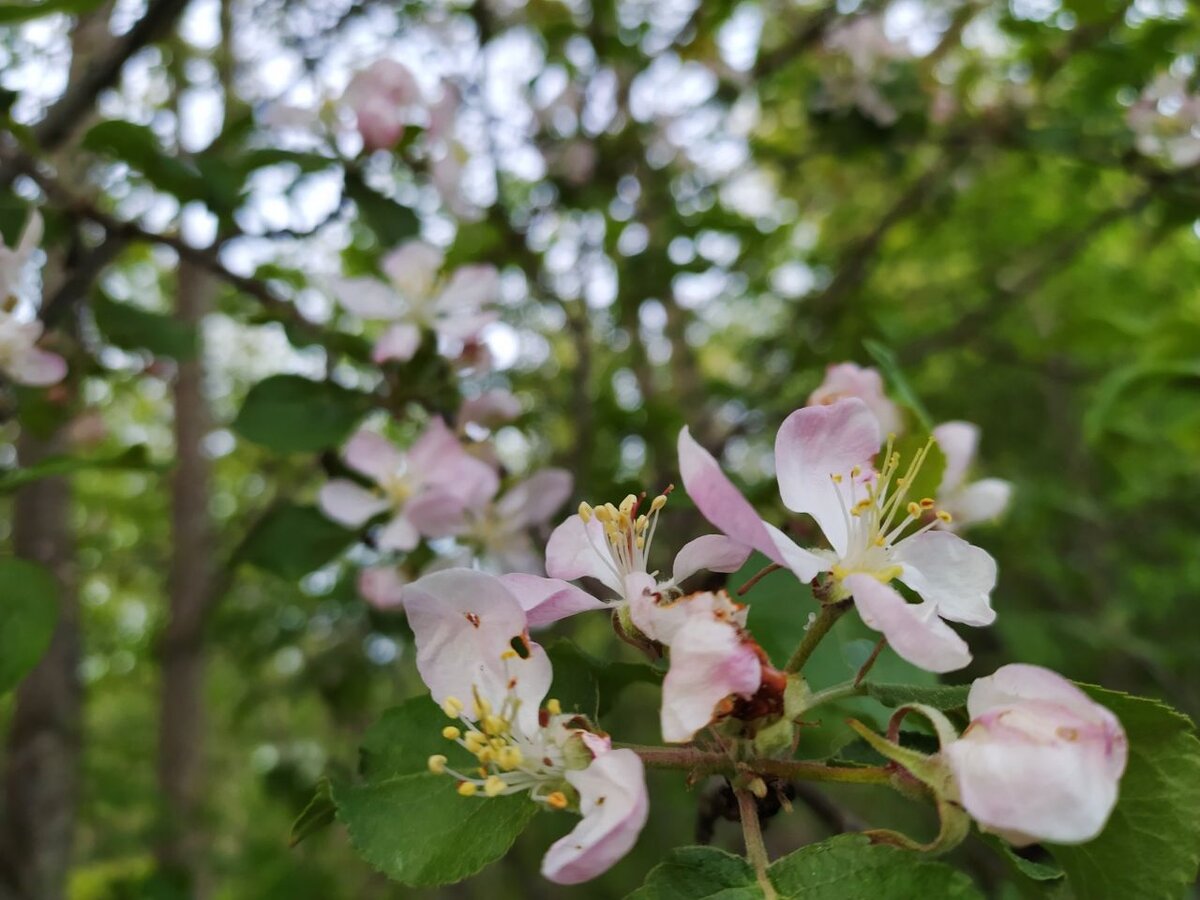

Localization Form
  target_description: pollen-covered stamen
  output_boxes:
[828,435,954,586]
[579,485,673,581]
[428,677,583,809]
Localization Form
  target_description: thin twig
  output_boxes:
[854,638,887,687]
[785,600,850,674]
[737,563,781,596]
[736,788,778,900]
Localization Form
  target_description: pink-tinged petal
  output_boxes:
[541,749,649,885]
[933,421,979,494]
[436,264,499,316]
[544,514,622,596]
[407,418,500,508]
[629,587,746,646]
[381,241,443,299]
[403,568,550,730]
[808,362,903,436]
[775,399,881,557]
[671,535,752,585]
[967,664,1114,726]
[318,480,389,527]
[846,574,971,673]
[679,427,805,571]
[496,468,574,529]
[403,489,468,538]
[943,478,1012,529]
[497,573,609,628]
[358,565,408,610]
[946,684,1127,845]
[372,323,422,364]
[11,347,66,386]
[375,513,421,551]
[327,275,405,319]
[459,389,522,428]
[580,731,612,758]
[342,429,404,483]
[893,531,997,626]
[355,101,405,151]
[661,618,762,743]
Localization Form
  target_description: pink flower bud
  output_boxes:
[343,59,421,152]
[945,664,1127,845]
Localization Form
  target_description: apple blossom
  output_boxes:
[628,576,772,743]
[808,362,903,437]
[404,569,646,884]
[821,16,908,126]
[328,241,498,364]
[318,419,499,551]
[945,664,1127,846]
[458,388,522,430]
[465,468,575,574]
[545,490,751,607]
[932,421,1012,530]
[343,59,422,151]
[679,397,997,673]
[1127,73,1200,169]
[0,212,66,387]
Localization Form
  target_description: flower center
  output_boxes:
[428,685,580,809]
[578,487,672,582]
[380,471,413,506]
[829,436,952,592]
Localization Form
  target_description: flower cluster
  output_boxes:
[331,361,1125,885]
[1127,72,1200,169]
[0,211,66,388]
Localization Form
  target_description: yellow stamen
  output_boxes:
[484,775,507,797]
[428,754,447,774]
[442,697,464,718]
[578,502,593,522]
[546,791,568,810]
[546,698,562,715]
[936,510,953,523]
[442,726,461,740]
[498,746,524,770]
[457,781,478,797]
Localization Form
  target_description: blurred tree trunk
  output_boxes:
[0,433,81,900]
[155,262,216,893]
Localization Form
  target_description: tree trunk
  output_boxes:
[0,432,81,900]
[154,261,215,893]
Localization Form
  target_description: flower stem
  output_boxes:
[624,745,893,786]
[801,681,867,712]
[854,637,887,686]
[735,788,778,900]
[785,600,850,674]
[737,563,781,596]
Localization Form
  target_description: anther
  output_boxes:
[428,754,448,774]
[578,502,593,522]
[936,510,953,523]
[919,497,935,509]
[441,697,464,718]
[442,726,461,740]
[546,698,562,715]
[457,782,478,797]
[546,791,568,810]
[484,775,507,797]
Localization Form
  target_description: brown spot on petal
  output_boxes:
[465,612,481,628]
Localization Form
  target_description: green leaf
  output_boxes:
[891,431,946,510]
[332,697,538,887]
[231,375,370,453]
[770,835,984,897]
[82,121,213,209]
[545,638,659,720]
[0,0,105,23]
[0,558,59,696]
[0,445,158,493]
[93,295,197,359]
[289,777,336,847]
[1049,687,1200,900]
[627,835,984,898]
[626,846,758,899]
[864,682,968,711]
[344,174,420,246]
[863,339,932,431]
[236,503,356,580]
[981,834,1063,883]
